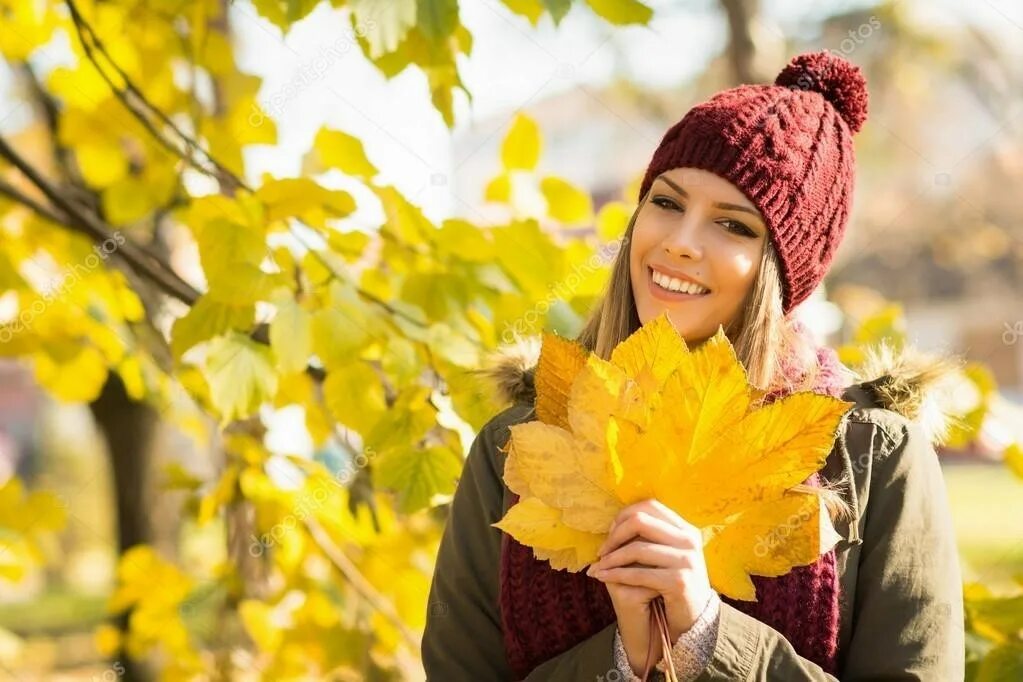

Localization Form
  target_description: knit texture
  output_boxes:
[498,324,848,680]
[637,51,869,314]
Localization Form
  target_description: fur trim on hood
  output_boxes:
[477,336,964,447]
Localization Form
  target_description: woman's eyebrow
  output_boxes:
[656,175,762,219]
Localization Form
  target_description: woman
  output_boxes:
[422,51,965,681]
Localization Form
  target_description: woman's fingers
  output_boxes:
[589,540,692,574]
[597,510,696,558]
[606,581,659,603]
[592,565,685,594]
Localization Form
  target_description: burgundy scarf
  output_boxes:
[499,332,848,680]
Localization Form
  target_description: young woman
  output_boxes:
[422,51,965,681]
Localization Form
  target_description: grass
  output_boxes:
[0,586,107,635]
[943,462,1023,590]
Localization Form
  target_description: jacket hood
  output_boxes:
[478,336,964,447]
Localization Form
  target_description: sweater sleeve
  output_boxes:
[423,408,623,681]
[612,592,721,682]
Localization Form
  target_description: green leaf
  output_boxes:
[976,643,1023,682]
[542,0,572,25]
[323,362,387,435]
[250,0,290,31]
[374,445,463,513]
[269,294,312,375]
[348,0,417,58]
[540,175,593,225]
[204,333,278,423]
[416,0,459,44]
[492,218,564,298]
[161,462,204,492]
[400,271,469,321]
[193,218,276,305]
[287,0,320,23]
[381,336,423,387]
[501,113,541,171]
[365,387,437,455]
[310,284,382,370]
[968,595,1023,638]
[434,219,496,263]
[437,361,500,431]
[584,0,653,25]
[426,322,480,368]
[171,294,254,360]
[499,0,545,25]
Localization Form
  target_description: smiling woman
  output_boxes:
[423,50,965,682]
[629,168,768,347]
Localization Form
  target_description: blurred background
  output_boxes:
[0,0,1021,679]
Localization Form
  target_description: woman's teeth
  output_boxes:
[651,269,709,295]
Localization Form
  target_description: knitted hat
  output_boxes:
[637,51,869,315]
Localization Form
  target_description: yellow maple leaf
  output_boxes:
[492,312,853,601]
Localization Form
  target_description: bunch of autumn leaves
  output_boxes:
[493,313,853,601]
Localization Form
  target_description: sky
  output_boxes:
[224,0,1023,225]
[2,0,1020,222]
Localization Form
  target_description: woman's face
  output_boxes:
[629,167,768,344]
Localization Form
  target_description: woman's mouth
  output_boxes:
[647,266,711,301]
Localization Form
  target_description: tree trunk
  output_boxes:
[719,0,761,85]
[89,371,159,682]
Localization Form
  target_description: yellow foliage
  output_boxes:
[501,113,541,171]
[540,176,594,226]
[493,312,852,600]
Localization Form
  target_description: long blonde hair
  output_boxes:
[576,192,825,399]
[575,190,853,522]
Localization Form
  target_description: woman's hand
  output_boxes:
[586,499,717,672]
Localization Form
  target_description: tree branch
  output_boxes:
[61,0,444,339]
[0,135,201,305]
[303,516,421,651]
[65,0,239,190]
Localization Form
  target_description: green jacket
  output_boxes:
[422,344,965,681]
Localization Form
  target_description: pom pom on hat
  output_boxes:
[774,51,869,134]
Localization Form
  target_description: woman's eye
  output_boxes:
[652,196,682,211]
[722,220,755,237]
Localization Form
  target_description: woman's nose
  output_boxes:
[660,215,703,260]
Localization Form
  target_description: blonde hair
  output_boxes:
[576,194,822,397]
[575,190,853,522]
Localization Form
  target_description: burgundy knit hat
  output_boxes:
[637,51,869,315]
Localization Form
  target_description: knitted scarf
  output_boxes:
[498,331,848,680]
